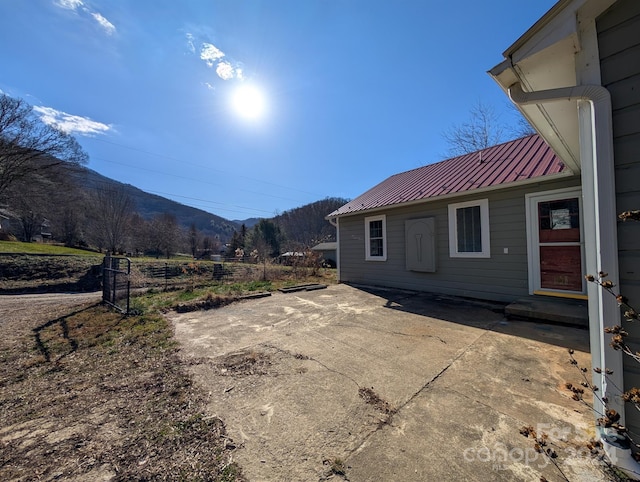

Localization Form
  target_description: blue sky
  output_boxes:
[0,0,555,221]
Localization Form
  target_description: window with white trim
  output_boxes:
[448,199,490,258]
[365,215,387,261]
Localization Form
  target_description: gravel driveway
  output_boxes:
[0,292,102,326]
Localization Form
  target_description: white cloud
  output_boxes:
[91,12,116,35]
[53,0,116,35]
[216,61,235,80]
[200,43,225,67]
[191,37,245,83]
[185,33,196,54]
[55,0,84,10]
[33,105,112,137]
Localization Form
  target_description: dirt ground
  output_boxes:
[170,284,611,482]
[0,292,242,481]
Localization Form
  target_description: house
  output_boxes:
[279,251,305,265]
[489,0,640,474]
[0,208,16,240]
[326,134,584,303]
[0,212,9,234]
[311,241,337,267]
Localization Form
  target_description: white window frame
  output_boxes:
[448,199,490,258]
[365,214,387,261]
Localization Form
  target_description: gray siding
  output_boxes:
[598,0,640,303]
[337,177,580,303]
[597,0,640,440]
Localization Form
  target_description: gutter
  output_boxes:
[509,82,640,477]
[326,217,340,281]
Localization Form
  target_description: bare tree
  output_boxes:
[442,101,535,157]
[89,186,134,254]
[506,102,536,138]
[128,213,150,256]
[4,162,79,242]
[202,236,213,257]
[0,94,88,200]
[55,205,83,246]
[13,202,43,242]
[155,213,182,258]
[188,223,199,258]
[47,168,87,246]
[442,101,505,156]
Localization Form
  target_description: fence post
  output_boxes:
[164,263,168,291]
[103,254,111,305]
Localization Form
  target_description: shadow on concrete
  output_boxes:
[350,283,590,353]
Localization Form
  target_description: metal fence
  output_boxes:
[102,255,131,314]
[140,261,250,287]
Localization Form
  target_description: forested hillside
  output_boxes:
[75,167,239,239]
[274,197,347,249]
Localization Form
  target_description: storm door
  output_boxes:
[526,189,586,297]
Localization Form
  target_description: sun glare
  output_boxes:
[231,84,267,120]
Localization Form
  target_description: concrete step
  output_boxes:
[505,296,588,327]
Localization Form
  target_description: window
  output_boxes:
[448,199,490,258]
[365,215,387,261]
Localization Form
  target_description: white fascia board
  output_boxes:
[500,0,583,61]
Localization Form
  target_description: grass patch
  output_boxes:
[0,240,101,256]
[1,249,337,295]
[359,386,396,416]
[133,278,323,314]
[323,457,348,478]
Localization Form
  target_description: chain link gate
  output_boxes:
[102,255,131,314]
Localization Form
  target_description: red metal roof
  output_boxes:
[328,134,569,218]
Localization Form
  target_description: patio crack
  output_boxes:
[260,343,362,390]
[346,322,500,457]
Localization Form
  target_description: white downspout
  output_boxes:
[328,217,340,281]
[509,83,639,476]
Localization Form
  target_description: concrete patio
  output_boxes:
[169,284,608,481]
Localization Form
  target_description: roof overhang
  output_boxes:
[488,0,615,173]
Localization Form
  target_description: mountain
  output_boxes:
[75,167,240,241]
[231,218,261,228]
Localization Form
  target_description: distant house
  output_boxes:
[0,208,16,239]
[40,218,52,240]
[0,212,9,237]
[279,251,305,265]
[327,134,583,302]
[489,0,640,474]
[311,242,337,267]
